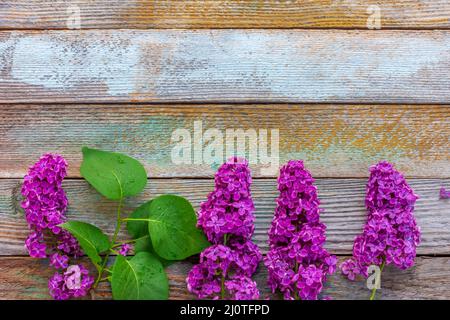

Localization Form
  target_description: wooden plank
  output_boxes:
[1,30,450,103]
[1,1,450,30]
[0,256,448,300]
[1,178,449,256]
[1,105,448,179]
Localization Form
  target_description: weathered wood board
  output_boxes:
[0,104,448,178]
[1,1,450,29]
[0,257,448,300]
[1,30,450,103]
[1,178,448,256]
[0,0,449,302]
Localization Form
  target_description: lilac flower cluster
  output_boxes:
[22,154,80,257]
[22,154,93,300]
[187,158,262,300]
[341,161,421,280]
[197,158,255,243]
[264,160,337,300]
[48,264,94,300]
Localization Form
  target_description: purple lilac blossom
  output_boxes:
[48,264,94,300]
[22,154,69,233]
[264,160,337,300]
[22,154,91,300]
[440,187,450,199]
[25,231,47,258]
[224,276,260,300]
[57,229,83,257]
[118,243,132,256]
[341,161,421,279]
[50,252,70,269]
[197,157,255,244]
[187,158,262,300]
[22,154,82,258]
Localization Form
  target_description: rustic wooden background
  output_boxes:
[0,1,449,300]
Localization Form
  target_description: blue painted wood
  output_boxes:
[1,30,450,103]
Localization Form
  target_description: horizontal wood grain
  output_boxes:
[0,256,449,300]
[1,178,449,256]
[1,30,450,103]
[1,1,450,30]
[0,105,448,178]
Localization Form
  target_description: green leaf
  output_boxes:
[111,252,168,300]
[60,221,110,266]
[127,201,173,267]
[80,147,147,200]
[148,195,210,260]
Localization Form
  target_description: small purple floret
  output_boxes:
[118,243,132,256]
[440,187,450,199]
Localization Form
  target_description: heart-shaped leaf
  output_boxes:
[148,195,210,260]
[80,147,147,200]
[60,221,110,267]
[111,252,168,300]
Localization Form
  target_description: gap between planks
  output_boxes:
[1,1,450,30]
[0,256,449,300]
[1,178,449,256]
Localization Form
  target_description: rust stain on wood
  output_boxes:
[0,105,448,178]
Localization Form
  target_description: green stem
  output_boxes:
[122,218,160,223]
[110,248,120,255]
[294,261,300,300]
[369,260,386,300]
[111,235,150,248]
[94,173,124,289]
[220,234,228,300]
[220,275,226,300]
